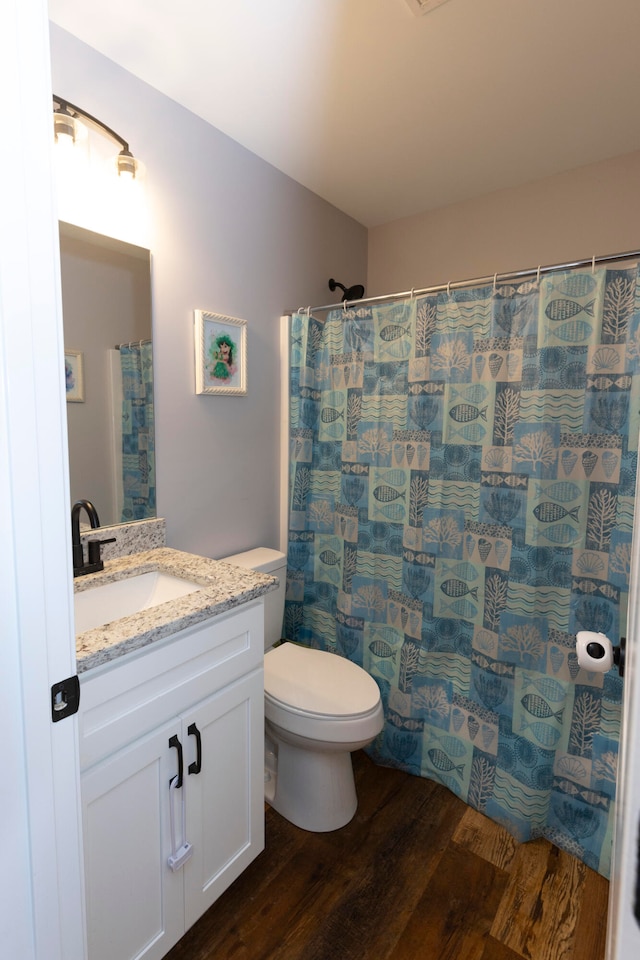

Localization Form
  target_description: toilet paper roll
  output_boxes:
[575,631,613,672]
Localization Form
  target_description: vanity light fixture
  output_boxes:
[53,95,142,179]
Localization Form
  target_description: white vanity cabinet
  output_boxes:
[78,600,265,960]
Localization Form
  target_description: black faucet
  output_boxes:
[71,499,115,577]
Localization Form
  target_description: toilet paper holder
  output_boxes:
[575,631,626,676]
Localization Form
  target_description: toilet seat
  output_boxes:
[264,642,380,718]
[264,642,384,745]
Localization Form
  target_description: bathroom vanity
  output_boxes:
[75,544,276,960]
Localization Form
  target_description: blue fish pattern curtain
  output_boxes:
[284,264,640,877]
[120,342,156,522]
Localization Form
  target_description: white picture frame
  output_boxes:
[194,310,247,396]
[65,349,84,402]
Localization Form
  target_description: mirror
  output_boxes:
[59,221,155,527]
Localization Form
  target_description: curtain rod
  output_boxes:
[115,338,151,350]
[290,248,640,316]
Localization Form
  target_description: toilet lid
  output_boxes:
[264,642,381,718]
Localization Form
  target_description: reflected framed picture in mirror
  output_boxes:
[194,310,247,396]
[65,349,84,402]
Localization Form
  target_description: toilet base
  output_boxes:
[267,737,358,832]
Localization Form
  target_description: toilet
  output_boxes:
[222,547,384,832]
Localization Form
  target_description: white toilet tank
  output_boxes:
[221,547,287,651]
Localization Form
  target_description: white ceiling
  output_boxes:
[48,0,640,228]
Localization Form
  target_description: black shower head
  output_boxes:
[329,278,365,302]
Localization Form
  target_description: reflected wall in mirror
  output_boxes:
[60,221,155,527]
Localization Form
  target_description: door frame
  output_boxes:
[0,0,85,957]
[607,457,640,955]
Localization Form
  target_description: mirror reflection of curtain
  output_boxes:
[120,341,156,521]
[285,263,640,879]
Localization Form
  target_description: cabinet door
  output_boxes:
[183,668,264,928]
[81,720,184,960]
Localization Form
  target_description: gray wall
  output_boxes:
[51,24,367,559]
[367,149,640,296]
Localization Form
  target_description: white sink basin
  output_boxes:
[74,570,203,634]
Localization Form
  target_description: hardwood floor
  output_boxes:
[165,752,609,960]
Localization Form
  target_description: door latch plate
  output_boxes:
[51,675,80,722]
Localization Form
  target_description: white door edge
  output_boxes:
[607,432,640,958]
[0,0,85,957]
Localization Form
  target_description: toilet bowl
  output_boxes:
[222,548,384,832]
[264,641,384,831]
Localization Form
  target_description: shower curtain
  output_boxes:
[284,263,640,877]
[120,341,156,522]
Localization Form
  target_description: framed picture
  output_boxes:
[65,349,84,402]
[194,310,247,396]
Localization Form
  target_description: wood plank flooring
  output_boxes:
[165,752,609,960]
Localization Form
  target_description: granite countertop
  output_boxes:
[75,547,278,674]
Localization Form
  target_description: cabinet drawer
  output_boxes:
[79,601,264,770]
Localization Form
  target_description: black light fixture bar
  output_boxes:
[53,94,139,177]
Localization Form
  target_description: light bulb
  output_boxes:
[116,150,139,179]
[53,110,88,146]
